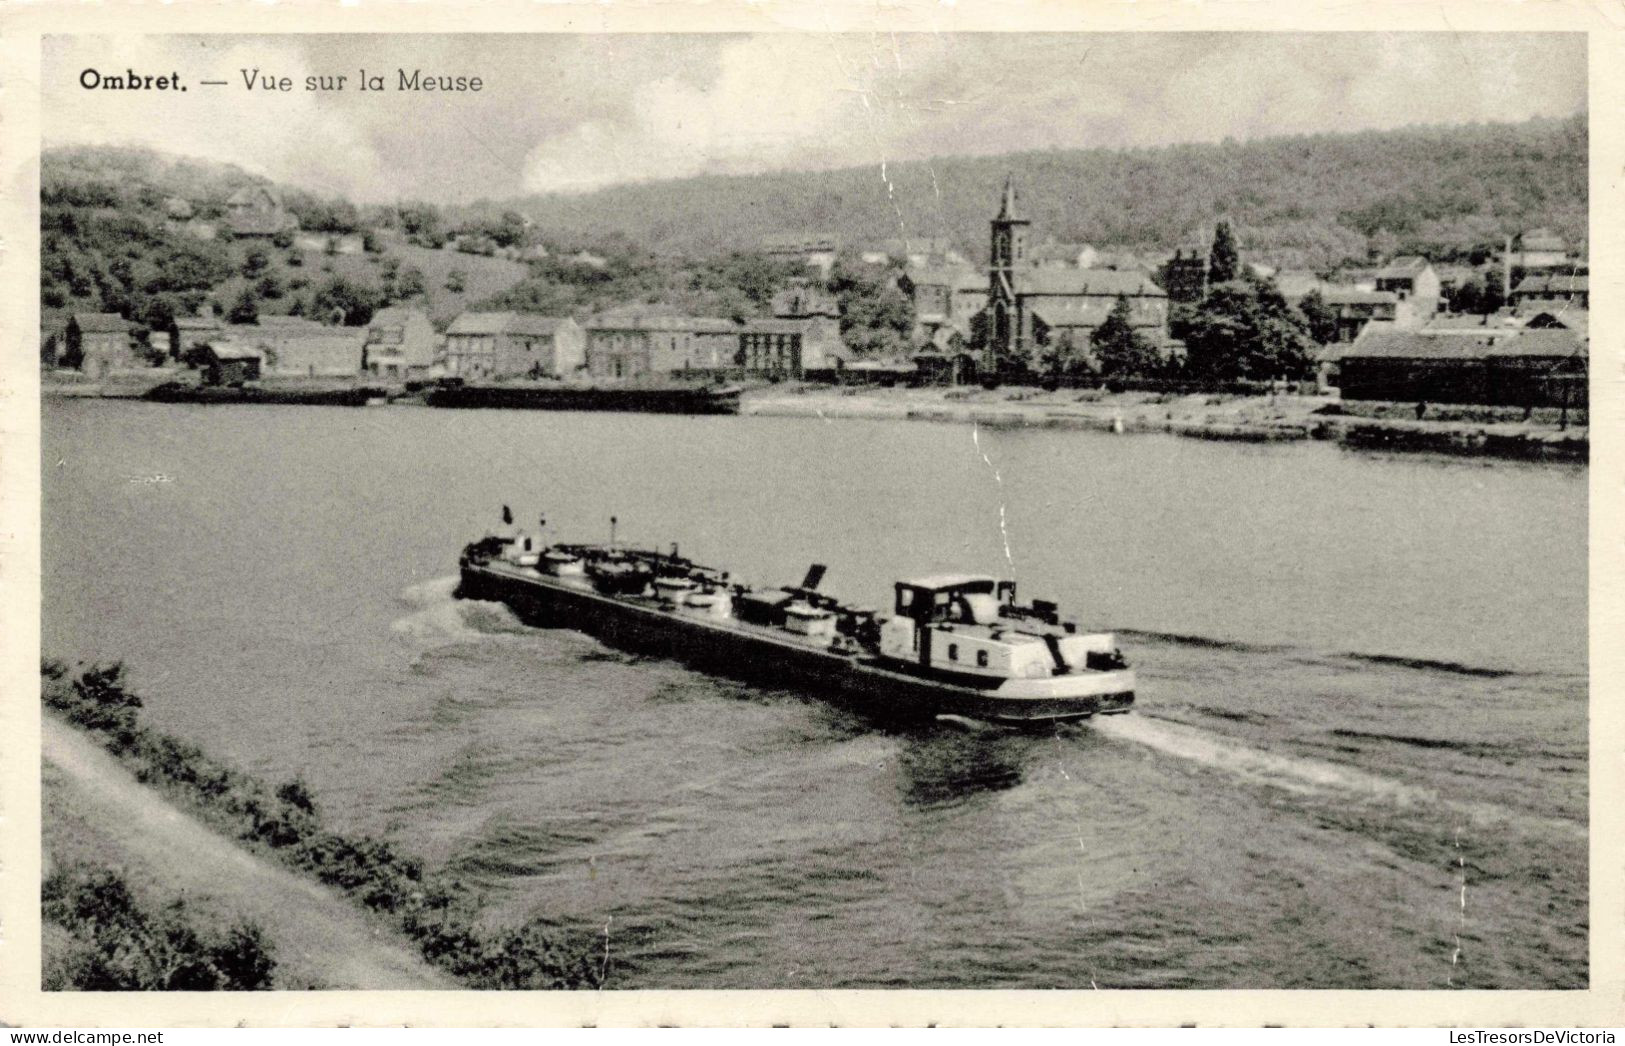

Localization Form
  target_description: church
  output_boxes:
[972,176,1170,376]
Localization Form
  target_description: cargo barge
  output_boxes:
[456,522,1134,726]
[425,381,742,415]
[145,382,385,407]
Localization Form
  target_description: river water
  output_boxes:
[42,400,1588,989]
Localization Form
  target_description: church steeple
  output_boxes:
[989,172,1031,280]
[986,172,1032,372]
[997,173,1023,222]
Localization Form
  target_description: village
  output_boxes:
[42,167,1589,456]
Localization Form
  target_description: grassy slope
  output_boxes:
[211,238,528,329]
[41,716,454,990]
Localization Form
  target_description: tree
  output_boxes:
[311,275,382,326]
[1091,296,1162,377]
[1182,273,1316,383]
[1296,288,1339,345]
[397,266,427,300]
[241,247,270,279]
[445,269,467,294]
[227,288,259,325]
[1034,329,1085,386]
[827,256,912,357]
[254,274,284,300]
[271,228,294,250]
[1208,221,1240,284]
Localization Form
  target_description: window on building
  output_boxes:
[977,650,989,668]
[947,644,959,662]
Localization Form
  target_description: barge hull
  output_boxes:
[426,384,741,415]
[459,563,1132,725]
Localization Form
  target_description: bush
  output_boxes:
[42,661,604,989]
[43,863,277,991]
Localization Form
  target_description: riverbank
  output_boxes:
[40,661,604,990]
[42,715,453,990]
[744,386,1590,461]
[40,373,1588,461]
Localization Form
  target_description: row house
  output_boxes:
[1510,274,1588,311]
[444,312,585,380]
[585,311,847,381]
[364,307,439,380]
[584,314,740,380]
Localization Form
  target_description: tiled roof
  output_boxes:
[1483,329,1586,359]
[447,311,569,337]
[1342,327,1494,360]
[1016,267,1165,298]
[1513,274,1589,296]
[1518,228,1566,252]
[1345,324,1583,361]
[903,265,985,292]
[585,313,738,333]
[71,313,130,332]
[1030,299,1162,329]
[741,318,814,335]
[203,342,262,362]
[1321,287,1398,306]
[1377,255,1432,279]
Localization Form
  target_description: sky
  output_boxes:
[44,33,1587,204]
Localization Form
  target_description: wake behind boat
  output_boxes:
[455,514,1134,726]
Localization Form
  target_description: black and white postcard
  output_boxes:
[2,1,1619,1030]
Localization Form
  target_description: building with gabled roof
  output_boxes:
[445,311,585,380]
[971,176,1171,375]
[1511,273,1588,310]
[1509,228,1569,270]
[364,307,439,380]
[66,313,138,376]
[1028,242,1099,269]
[225,184,298,238]
[1373,256,1441,319]
[1338,321,1585,408]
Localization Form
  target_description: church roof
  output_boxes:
[1014,268,1165,298]
[1030,299,1164,330]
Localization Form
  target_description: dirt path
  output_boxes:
[42,716,455,990]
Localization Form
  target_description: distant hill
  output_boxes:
[39,116,1588,342]
[497,116,1587,268]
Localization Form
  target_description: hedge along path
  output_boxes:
[42,715,455,991]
